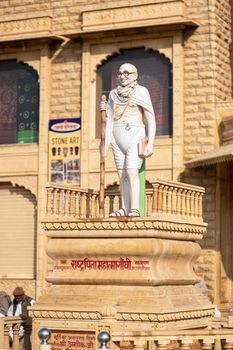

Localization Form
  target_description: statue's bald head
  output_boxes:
[118,63,138,86]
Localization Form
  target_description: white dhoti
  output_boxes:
[111,124,145,169]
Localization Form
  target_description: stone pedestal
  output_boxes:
[30,217,214,349]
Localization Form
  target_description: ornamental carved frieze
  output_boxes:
[29,307,213,330]
[29,309,102,320]
[81,1,186,32]
[117,308,214,322]
[0,14,51,41]
[42,219,206,241]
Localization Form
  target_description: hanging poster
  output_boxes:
[49,118,81,186]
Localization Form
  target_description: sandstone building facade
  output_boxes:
[0,0,232,320]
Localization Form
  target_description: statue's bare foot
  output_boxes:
[128,209,140,217]
[109,208,127,217]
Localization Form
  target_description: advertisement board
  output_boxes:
[49,118,81,186]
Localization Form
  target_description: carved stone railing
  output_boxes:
[0,316,22,350]
[112,327,233,350]
[33,323,233,350]
[46,185,99,219]
[46,179,205,220]
[151,179,205,219]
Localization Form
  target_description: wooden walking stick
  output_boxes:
[139,159,146,216]
[99,94,107,218]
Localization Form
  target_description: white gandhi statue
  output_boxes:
[102,63,156,217]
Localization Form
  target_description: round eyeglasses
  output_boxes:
[117,71,135,78]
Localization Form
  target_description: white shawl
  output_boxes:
[104,84,155,156]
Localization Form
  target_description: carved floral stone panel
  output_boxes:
[0,15,51,41]
[82,1,186,31]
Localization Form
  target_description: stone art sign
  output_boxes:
[50,331,95,350]
[49,118,81,186]
[53,258,150,272]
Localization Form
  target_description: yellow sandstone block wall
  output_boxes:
[215,0,232,102]
[184,0,232,163]
[183,167,217,302]
[50,41,81,120]
[0,0,232,305]
[183,0,233,304]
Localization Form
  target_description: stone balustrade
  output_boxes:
[112,328,233,350]
[151,179,205,219]
[0,316,22,350]
[46,179,204,220]
[34,327,233,350]
[46,185,99,219]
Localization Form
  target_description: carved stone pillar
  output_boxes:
[201,337,215,350]
[155,339,170,350]
[12,323,20,350]
[4,323,10,350]
[133,340,146,350]
[179,339,192,350]
[224,339,233,350]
